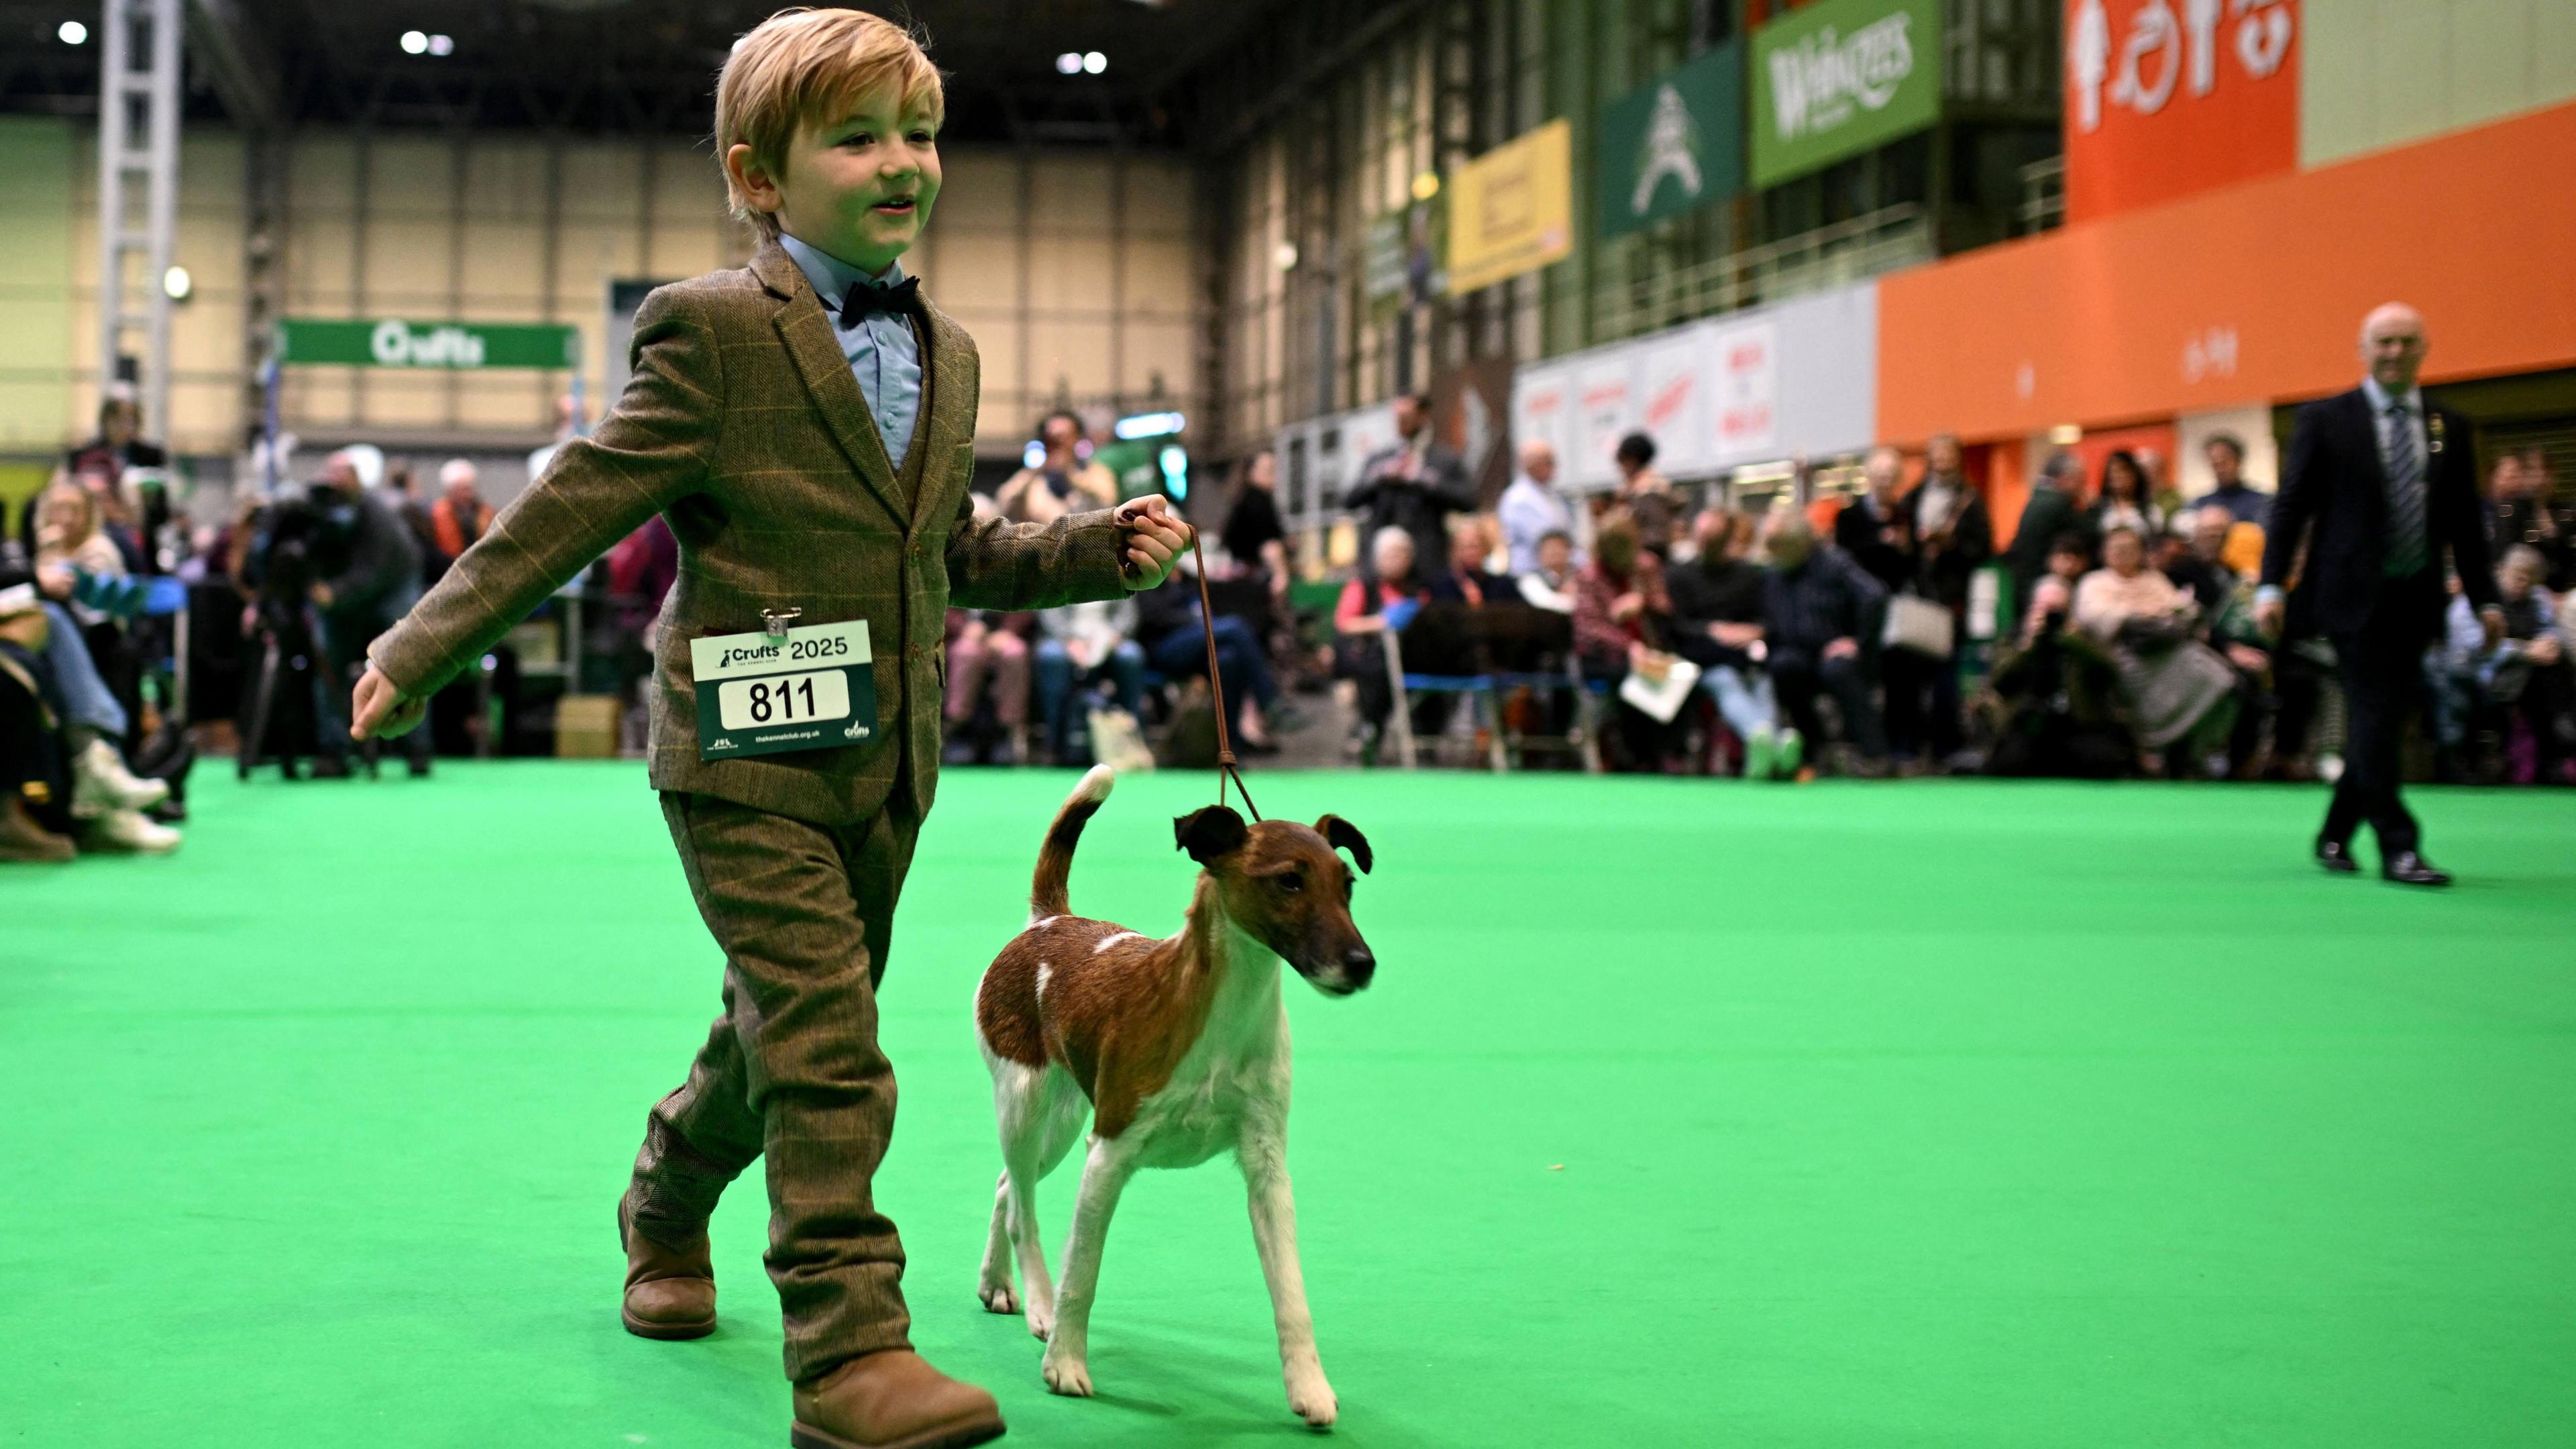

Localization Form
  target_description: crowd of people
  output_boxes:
[1318,398,2575,787]
[7,380,2571,866]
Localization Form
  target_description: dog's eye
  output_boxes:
[1276,872,1304,894]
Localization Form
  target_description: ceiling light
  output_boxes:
[1023,440,1047,469]
[427,34,453,56]
[162,265,192,301]
[1410,171,1440,201]
[400,30,427,54]
[58,19,87,44]
[1083,51,1107,74]
[1272,241,1299,272]
[1055,52,1082,74]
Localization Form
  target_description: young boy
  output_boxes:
[350,12,1189,1448]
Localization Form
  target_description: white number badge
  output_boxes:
[688,614,876,760]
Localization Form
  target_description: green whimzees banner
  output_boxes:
[1750,0,1941,189]
[278,318,582,370]
[1598,43,1746,240]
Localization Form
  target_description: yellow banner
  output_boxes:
[1445,119,1573,296]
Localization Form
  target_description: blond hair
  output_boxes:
[716,8,945,238]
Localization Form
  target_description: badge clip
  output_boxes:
[762,608,803,639]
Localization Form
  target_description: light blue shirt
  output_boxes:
[1499,475,1575,575]
[780,232,922,470]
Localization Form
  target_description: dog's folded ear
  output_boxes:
[1174,806,1250,865]
[1314,815,1372,874]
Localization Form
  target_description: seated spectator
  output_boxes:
[1759,511,1890,775]
[2044,531,2094,591]
[425,458,495,586]
[943,608,1032,763]
[1519,530,1578,610]
[1572,515,1688,771]
[2074,526,2239,775]
[2434,545,2571,784]
[1980,575,2133,778]
[1668,508,1793,778]
[2489,449,2574,592]
[2199,433,2271,528]
[1447,515,1516,607]
[2161,504,2239,612]
[2087,450,2165,539]
[1140,552,1289,754]
[1500,439,1576,576]
[0,583,176,855]
[34,481,126,592]
[1032,598,1148,766]
[1334,527,1463,759]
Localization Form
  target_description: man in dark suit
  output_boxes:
[1346,392,1477,576]
[2258,303,2503,885]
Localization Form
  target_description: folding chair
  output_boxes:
[1478,605,1601,773]
[1379,602,1505,771]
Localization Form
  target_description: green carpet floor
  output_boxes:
[5,763,2572,1448]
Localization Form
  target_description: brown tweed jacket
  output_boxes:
[368,240,1130,824]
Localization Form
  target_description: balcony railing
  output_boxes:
[2017,155,2065,237]
[1587,203,1934,347]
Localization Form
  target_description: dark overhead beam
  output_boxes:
[188,0,283,129]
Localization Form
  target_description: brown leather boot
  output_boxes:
[619,1192,716,1340]
[0,796,74,863]
[790,1349,1006,1449]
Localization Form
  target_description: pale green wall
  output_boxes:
[0,116,77,456]
[2302,0,2576,166]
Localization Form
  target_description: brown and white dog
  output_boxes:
[973,765,1375,1428]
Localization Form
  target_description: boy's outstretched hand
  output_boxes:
[350,665,429,740]
[1116,495,1193,592]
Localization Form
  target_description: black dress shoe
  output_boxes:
[2381,851,2452,887]
[2314,839,2359,874]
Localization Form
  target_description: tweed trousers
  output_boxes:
[627,787,924,1383]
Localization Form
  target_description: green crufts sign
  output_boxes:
[1750,0,1941,189]
[277,319,582,370]
[1598,43,1746,240]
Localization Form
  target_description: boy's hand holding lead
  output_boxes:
[351,664,429,740]
[1116,495,1191,592]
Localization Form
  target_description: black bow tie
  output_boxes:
[838,274,920,327]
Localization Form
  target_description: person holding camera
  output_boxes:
[304,451,431,777]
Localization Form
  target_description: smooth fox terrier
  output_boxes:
[973,765,1375,1428]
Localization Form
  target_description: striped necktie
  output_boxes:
[2382,400,2428,577]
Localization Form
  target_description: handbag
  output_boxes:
[1883,592,1955,660]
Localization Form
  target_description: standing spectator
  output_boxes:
[425,458,496,586]
[2489,448,2573,591]
[1499,439,1576,576]
[31,391,167,550]
[2006,452,2094,602]
[1613,433,1680,557]
[1888,433,1990,769]
[1217,449,1289,592]
[1349,392,1476,578]
[388,464,439,578]
[1670,508,1793,777]
[1030,598,1148,767]
[941,609,1032,763]
[996,410,1118,525]
[2076,526,2240,775]
[1571,515,1686,771]
[2088,451,2164,539]
[2201,433,2271,527]
[1759,511,1890,775]
[2257,303,2502,883]
[307,450,432,777]
[1834,445,1915,593]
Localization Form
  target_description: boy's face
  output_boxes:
[737,83,942,274]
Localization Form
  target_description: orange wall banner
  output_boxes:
[2063,0,2299,223]
[1877,100,2576,445]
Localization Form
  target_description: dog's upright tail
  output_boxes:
[1030,765,1116,922]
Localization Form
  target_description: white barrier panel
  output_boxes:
[1513,279,1878,489]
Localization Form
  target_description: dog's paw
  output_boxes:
[1041,1349,1093,1398]
[1286,1375,1338,1430]
[977,1282,1019,1315]
[1025,1305,1054,1341]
